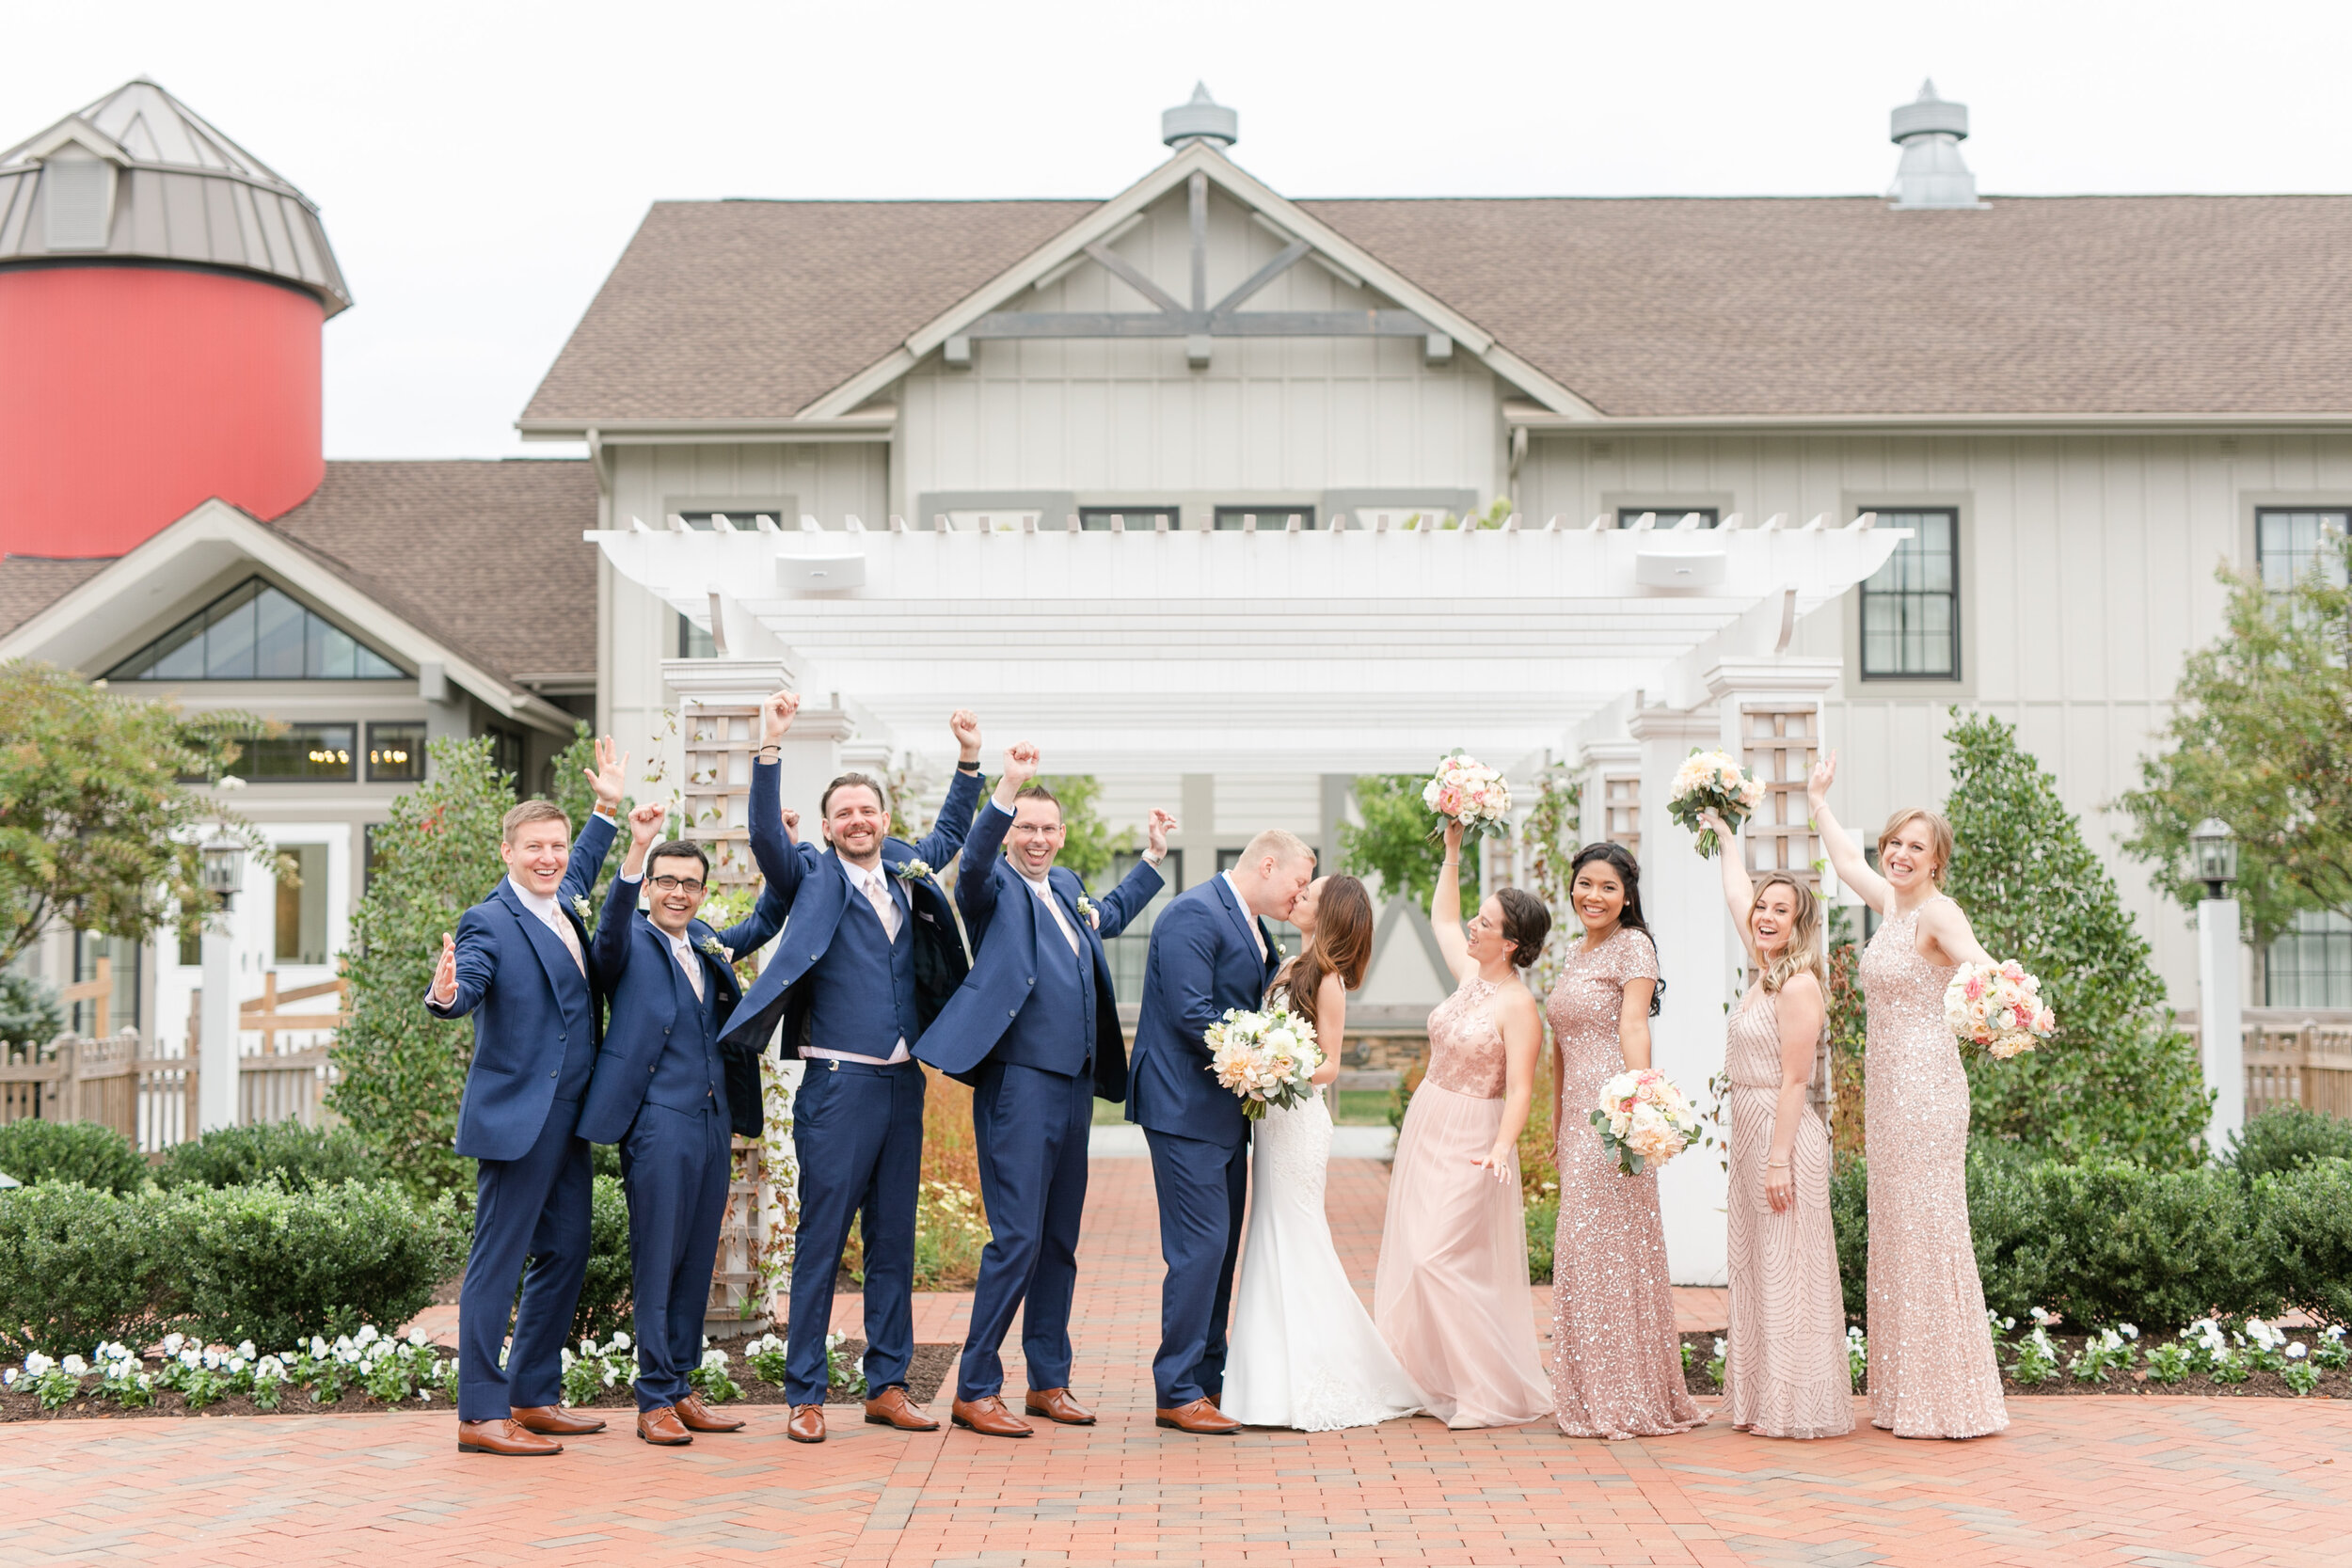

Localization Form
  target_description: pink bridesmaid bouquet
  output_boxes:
[1591,1069,1705,1176]
[1205,1006,1324,1121]
[1422,751,1512,840]
[1944,960,2056,1059]
[1666,748,1766,860]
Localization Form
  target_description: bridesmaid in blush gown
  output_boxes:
[1808,752,2008,1439]
[1372,819,1551,1429]
[1698,809,1851,1439]
[1545,842,1705,1440]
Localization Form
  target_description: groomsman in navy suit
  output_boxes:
[728,690,986,1444]
[916,742,1175,1437]
[1127,829,1315,1434]
[580,785,790,1446]
[427,737,627,1456]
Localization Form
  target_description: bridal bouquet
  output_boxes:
[1204,1006,1322,1120]
[1665,749,1766,860]
[1423,752,1512,840]
[1945,960,2055,1059]
[1591,1069,1705,1176]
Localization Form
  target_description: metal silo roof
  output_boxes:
[0,78,350,315]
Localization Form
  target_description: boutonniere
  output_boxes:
[1074,894,1101,929]
[570,895,592,923]
[893,859,935,884]
[697,935,733,962]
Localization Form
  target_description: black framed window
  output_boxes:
[366,722,425,783]
[2267,911,2352,1007]
[1859,509,1961,680]
[276,843,329,965]
[1615,507,1718,528]
[72,932,140,1035]
[246,723,356,782]
[1214,506,1316,531]
[1101,848,1183,998]
[2254,509,2350,592]
[1860,847,1883,943]
[1078,506,1177,531]
[107,577,405,681]
[485,726,525,784]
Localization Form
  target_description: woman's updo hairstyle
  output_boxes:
[1493,887,1551,970]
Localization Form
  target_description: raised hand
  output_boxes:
[585,736,629,814]
[1806,750,1838,810]
[780,804,801,845]
[761,689,801,746]
[949,708,982,763]
[628,800,668,849]
[1002,742,1041,788]
[430,932,458,1003]
[1442,818,1465,856]
[1145,807,1176,859]
[1694,806,1728,839]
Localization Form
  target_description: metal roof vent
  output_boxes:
[1162,82,1238,150]
[1887,79,1986,210]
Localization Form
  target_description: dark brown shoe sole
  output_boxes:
[865,1415,941,1430]
[1153,1417,1239,1433]
[786,1427,826,1444]
[637,1431,692,1446]
[456,1441,563,1454]
[952,1413,1034,1436]
[1025,1403,1096,1425]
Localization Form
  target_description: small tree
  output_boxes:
[1038,774,1120,881]
[0,661,254,966]
[1341,774,1477,916]
[330,736,512,1201]
[2117,537,2352,945]
[1942,710,2210,1166]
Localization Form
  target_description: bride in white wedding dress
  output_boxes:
[1223,875,1427,1432]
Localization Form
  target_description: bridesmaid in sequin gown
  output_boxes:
[1698,810,1852,1439]
[1544,843,1705,1440]
[1808,753,2009,1439]
[1372,819,1551,1428]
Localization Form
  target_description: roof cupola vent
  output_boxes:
[1887,79,1985,210]
[1162,82,1238,150]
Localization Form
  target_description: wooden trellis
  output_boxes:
[1740,705,1820,883]
[1602,772,1641,856]
[680,703,763,889]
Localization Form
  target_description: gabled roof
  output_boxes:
[522,158,2352,424]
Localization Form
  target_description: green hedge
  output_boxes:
[0,1119,146,1196]
[569,1174,632,1342]
[154,1119,389,1193]
[2230,1105,2352,1179]
[0,1182,177,1360]
[2258,1157,2352,1328]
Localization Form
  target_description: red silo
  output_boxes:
[0,80,350,559]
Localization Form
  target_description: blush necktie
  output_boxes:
[866,873,902,941]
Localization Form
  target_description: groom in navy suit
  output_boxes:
[1128,828,1315,1433]
[916,742,1174,1437]
[427,737,627,1456]
[727,690,986,1444]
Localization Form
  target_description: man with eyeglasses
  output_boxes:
[579,775,792,1447]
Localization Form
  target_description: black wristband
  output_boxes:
[957,762,980,774]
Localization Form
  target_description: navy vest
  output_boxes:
[553,958,598,1101]
[804,868,921,1057]
[995,884,1094,1077]
[646,946,725,1117]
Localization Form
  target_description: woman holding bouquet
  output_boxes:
[1371,820,1551,1428]
[1543,842,1706,1439]
[1807,754,2007,1440]
[1696,809,1851,1439]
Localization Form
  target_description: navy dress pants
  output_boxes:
[1142,1127,1249,1409]
[785,1057,926,1405]
[458,1099,592,1422]
[619,1102,734,1411]
[956,1061,1093,1401]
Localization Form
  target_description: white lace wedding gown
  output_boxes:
[1222,1090,1427,1431]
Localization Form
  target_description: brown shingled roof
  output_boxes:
[524,191,2352,421]
[0,557,107,637]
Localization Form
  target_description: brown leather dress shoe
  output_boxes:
[864,1386,941,1431]
[675,1393,746,1433]
[1024,1387,1096,1425]
[1155,1398,1241,1434]
[636,1405,691,1446]
[512,1404,608,1435]
[951,1395,1033,1437]
[458,1418,563,1455]
[787,1403,827,1444]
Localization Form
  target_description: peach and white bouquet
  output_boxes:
[1666,748,1766,860]
[1944,960,2055,1059]
[1591,1068,1705,1176]
[1204,1005,1323,1120]
[1423,751,1512,840]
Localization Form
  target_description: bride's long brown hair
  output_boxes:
[1277,875,1375,1035]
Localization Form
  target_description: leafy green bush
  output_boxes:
[2018,1160,2271,1327]
[1524,1194,1558,1284]
[1963,1154,2054,1323]
[0,1182,178,1359]
[564,1173,633,1342]
[2230,1105,2352,1179]
[2258,1156,2352,1326]
[169,1179,468,1349]
[153,1119,388,1192]
[0,1117,147,1195]
[1830,1159,1868,1323]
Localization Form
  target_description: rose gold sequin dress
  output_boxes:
[1861,900,2008,1438]
[1545,928,1705,1439]
[1373,975,1550,1428]
[1723,986,1852,1438]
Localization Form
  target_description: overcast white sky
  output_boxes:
[11,0,2352,459]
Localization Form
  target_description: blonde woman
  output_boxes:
[1699,809,1851,1439]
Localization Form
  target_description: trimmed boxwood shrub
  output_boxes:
[169,1179,469,1349]
[2258,1156,2352,1327]
[2230,1105,2352,1180]
[153,1119,388,1193]
[0,1118,146,1196]
[0,1182,178,1359]
[570,1174,633,1341]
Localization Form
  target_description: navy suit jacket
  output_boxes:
[426,812,617,1162]
[1123,876,1283,1150]
[915,799,1164,1101]
[577,852,789,1144]
[723,765,985,1129]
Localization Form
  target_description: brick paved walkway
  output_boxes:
[6,1159,2351,1567]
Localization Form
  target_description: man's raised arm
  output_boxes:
[748,689,807,903]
